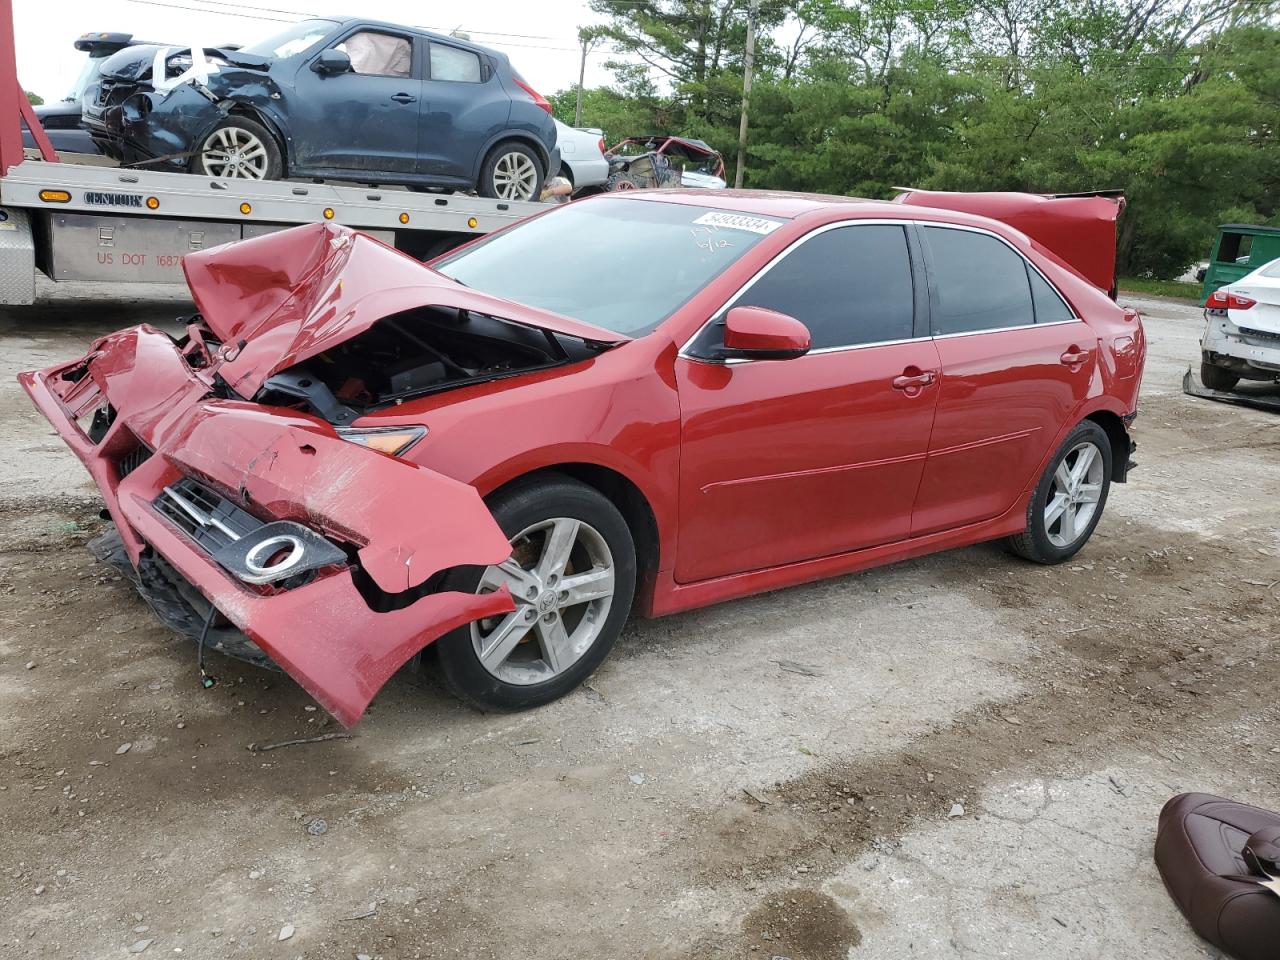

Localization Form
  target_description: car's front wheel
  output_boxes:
[1007,420,1113,564]
[434,475,636,710]
[192,117,282,180]
[477,141,544,200]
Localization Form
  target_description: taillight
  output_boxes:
[1205,290,1256,310]
[513,76,552,113]
[598,136,605,155]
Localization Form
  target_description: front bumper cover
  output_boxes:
[20,325,515,726]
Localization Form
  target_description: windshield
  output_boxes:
[66,56,103,101]
[241,18,338,58]
[435,199,787,336]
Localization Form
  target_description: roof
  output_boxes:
[614,188,879,220]
[1219,223,1280,235]
[322,16,502,56]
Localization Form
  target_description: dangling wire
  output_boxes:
[196,604,218,689]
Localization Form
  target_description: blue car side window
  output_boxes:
[430,43,482,83]
[336,31,413,78]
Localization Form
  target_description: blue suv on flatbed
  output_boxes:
[82,16,560,200]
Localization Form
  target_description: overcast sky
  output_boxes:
[14,0,616,103]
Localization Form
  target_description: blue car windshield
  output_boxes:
[241,19,339,59]
[434,198,787,337]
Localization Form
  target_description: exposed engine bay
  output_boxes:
[250,305,598,424]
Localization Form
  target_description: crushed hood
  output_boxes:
[98,43,268,81]
[894,189,1125,295]
[182,222,631,397]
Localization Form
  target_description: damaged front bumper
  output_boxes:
[19,325,515,726]
[82,80,221,170]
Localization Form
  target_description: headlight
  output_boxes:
[335,425,426,457]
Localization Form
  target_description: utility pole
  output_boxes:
[735,0,760,189]
[576,28,603,127]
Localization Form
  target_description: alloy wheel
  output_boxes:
[491,151,539,200]
[199,126,271,179]
[471,517,616,685]
[1044,440,1105,548]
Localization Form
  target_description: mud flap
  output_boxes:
[1182,367,1280,413]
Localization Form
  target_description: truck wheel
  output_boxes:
[1006,420,1112,565]
[478,142,544,200]
[193,118,282,180]
[434,474,636,711]
[1200,361,1239,392]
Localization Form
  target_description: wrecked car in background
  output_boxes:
[82,16,560,199]
[605,135,726,190]
[22,190,1144,728]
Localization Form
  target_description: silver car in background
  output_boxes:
[553,120,608,193]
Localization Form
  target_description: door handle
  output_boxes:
[390,92,417,103]
[892,369,937,391]
[1060,347,1091,365]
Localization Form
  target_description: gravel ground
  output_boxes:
[1,280,1277,959]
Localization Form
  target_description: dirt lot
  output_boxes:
[2,281,1277,959]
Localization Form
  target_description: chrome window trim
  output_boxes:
[678,218,1080,365]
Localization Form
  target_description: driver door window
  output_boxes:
[690,224,917,356]
[336,31,412,77]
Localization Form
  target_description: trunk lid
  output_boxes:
[1226,275,1280,335]
[894,189,1124,295]
[183,223,629,398]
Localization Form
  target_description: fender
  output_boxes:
[470,129,552,181]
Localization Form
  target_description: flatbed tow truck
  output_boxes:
[0,1,543,305]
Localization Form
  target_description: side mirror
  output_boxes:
[721,306,811,360]
[312,48,352,75]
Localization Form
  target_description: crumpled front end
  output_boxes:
[19,325,514,726]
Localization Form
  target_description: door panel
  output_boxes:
[909,224,1093,536]
[675,341,941,583]
[289,31,422,175]
[910,323,1094,535]
[419,42,511,180]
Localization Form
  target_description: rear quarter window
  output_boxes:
[1028,268,1075,323]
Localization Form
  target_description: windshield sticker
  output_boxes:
[692,212,783,236]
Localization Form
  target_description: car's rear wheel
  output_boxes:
[478,141,544,200]
[1200,360,1239,392]
[1006,420,1112,564]
[193,118,282,180]
[434,475,636,710]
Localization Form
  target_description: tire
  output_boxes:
[1200,361,1239,392]
[477,141,544,200]
[434,474,637,710]
[606,171,648,191]
[1006,420,1113,565]
[192,117,282,180]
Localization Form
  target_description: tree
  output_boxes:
[25,91,42,106]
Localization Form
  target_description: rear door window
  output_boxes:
[725,224,916,350]
[430,43,483,82]
[923,227,1034,335]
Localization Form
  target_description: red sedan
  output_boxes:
[21,190,1145,726]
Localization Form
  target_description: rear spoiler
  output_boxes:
[894,189,1125,297]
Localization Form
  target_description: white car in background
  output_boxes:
[1201,258,1280,390]
[553,120,609,193]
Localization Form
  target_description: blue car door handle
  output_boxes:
[390,92,417,104]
